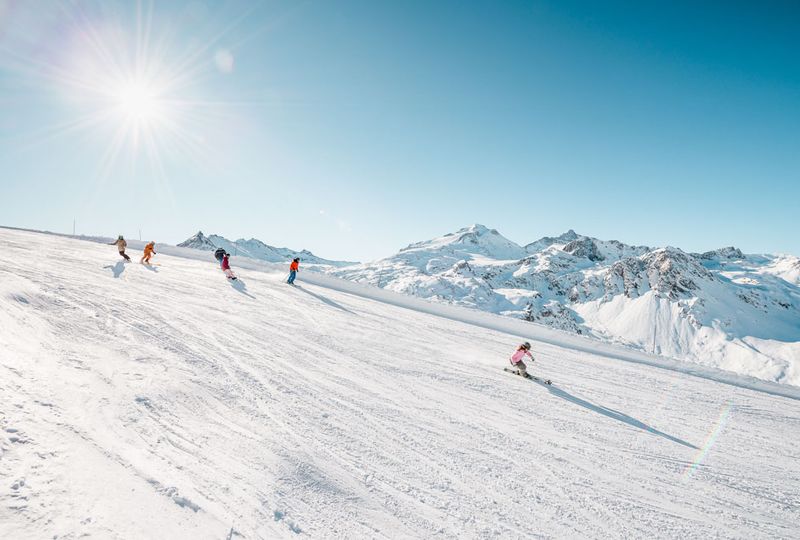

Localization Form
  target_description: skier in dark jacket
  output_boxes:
[214,247,226,268]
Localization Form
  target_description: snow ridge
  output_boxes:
[178,230,355,267]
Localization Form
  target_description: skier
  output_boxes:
[509,342,534,378]
[214,247,226,268]
[140,241,156,264]
[110,235,131,261]
[287,257,300,285]
[221,252,237,280]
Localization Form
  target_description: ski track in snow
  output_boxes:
[1,228,799,539]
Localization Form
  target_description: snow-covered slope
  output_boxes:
[1,227,800,539]
[178,231,355,267]
[331,225,800,386]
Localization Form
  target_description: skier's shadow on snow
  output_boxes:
[104,261,126,278]
[545,385,698,449]
[142,263,158,272]
[229,278,256,299]
[294,285,353,314]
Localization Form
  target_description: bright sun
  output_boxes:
[115,81,162,122]
[26,1,236,182]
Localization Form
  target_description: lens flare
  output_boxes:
[683,404,732,479]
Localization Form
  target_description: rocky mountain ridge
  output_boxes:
[329,224,800,385]
[177,231,355,267]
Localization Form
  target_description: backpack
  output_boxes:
[214,247,226,262]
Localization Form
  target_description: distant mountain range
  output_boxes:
[177,231,355,267]
[327,224,800,385]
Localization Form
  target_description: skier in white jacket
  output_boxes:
[110,235,131,261]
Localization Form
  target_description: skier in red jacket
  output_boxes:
[287,258,300,285]
[221,253,237,280]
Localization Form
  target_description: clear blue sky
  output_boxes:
[1,0,797,261]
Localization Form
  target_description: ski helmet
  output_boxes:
[522,342,531,350]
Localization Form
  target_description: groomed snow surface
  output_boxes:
[1,228,799,539]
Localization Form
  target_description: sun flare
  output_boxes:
[5,1,241,184]
[115,81,162,122]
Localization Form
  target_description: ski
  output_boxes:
[503,367,552,385]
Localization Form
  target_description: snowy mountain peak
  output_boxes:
[527,230,650,262]
[400,224,526,260]
[177,230,217,251]
[699,246,745,260]
[235,238,268,250]
[452,223,492,235]
[608,247,714,301]
[525,229,580,253]
[563,236,604,262]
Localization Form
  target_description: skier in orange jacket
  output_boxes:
[287,258,300,285]
[140,241,156,264]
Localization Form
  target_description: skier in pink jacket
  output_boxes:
[510,342,534,378]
